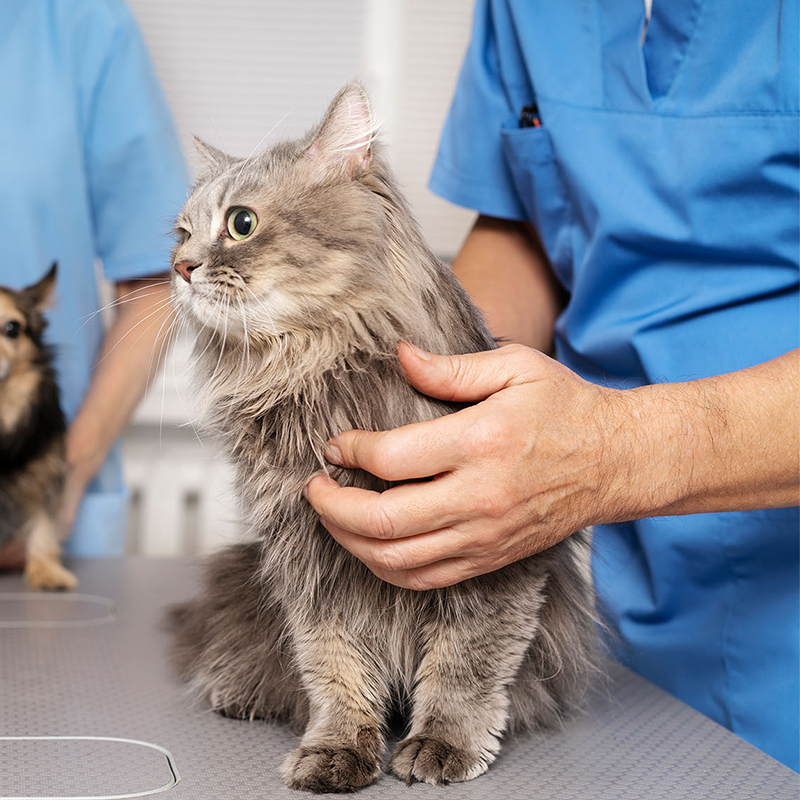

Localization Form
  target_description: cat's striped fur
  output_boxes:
[167,82,599,793]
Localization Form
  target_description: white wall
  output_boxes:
[129,0,475,256]
[123,0,477,555]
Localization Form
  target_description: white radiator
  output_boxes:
[123,430,245,557]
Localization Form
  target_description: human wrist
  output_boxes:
[599,377,750,522]
[591,355,800,524]
[592,382,698,524]
[65,421,106,487]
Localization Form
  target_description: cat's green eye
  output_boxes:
[177,228,191,245]
[227,207,258,240]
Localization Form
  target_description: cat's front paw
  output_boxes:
[388,735,493,786]
[282,744,380,793]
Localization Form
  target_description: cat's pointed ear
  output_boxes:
[305,82,377,180]
[193,135,238,173]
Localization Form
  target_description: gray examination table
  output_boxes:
[1,558,797,799]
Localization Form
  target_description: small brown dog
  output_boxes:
[0,264,77,590]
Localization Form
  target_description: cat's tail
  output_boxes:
[164,539,309,727]
[162,541,264,683]
[163,599,194,636]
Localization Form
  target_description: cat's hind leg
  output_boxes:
[166,541,308,726]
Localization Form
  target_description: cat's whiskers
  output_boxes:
[207,292,232,401]
[161,314,208,451]
[240,283,294,395]
[235,108,295,183]
[218,294,252,428]
[189,292,226,371]
[147,296,183,388]
[241,282,278,336]
[90,295,175,370]
[237,295,253,382]
[153,312,183,447]
[185,290,237,432]
[76,280,171,332]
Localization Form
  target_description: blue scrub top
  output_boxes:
[0,0,188,555]
[431,0,799,770]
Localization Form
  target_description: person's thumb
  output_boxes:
[396,342,542,403]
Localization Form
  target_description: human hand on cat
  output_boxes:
[306,342,635,590]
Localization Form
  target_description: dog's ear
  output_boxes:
[19,263,57,339]
[21,262,57,312]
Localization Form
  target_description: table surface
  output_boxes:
[0,558,797,800]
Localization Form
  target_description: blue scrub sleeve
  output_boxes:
[428,0,527,221]
[80,0,188,282]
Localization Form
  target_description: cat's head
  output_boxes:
[171,82,396,342]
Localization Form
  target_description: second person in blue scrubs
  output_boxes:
[306,0,800,771]
[0,0,188,557]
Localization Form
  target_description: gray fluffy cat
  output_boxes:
[168,82,599,793]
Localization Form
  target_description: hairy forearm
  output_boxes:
[66,277,175,486]
[451,215,564,352]
[606,349,800,521]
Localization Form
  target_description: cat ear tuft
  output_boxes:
[305,82,377,180]
[193,135,238,173]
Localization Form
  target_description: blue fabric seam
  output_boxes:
[506,89,800,118]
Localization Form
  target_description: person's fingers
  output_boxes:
[369,555,486,591]
[305,473,468,540]
[322,517,472,573]
[324,410,474,480]
[322,344,549,480]
[396,341,545,403]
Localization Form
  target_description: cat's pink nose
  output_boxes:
[174,261,200,283]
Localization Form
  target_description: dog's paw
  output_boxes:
[388,735,492,786]
[282,743,380,793]
[25,559,78,591]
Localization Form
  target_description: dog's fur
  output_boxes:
[0,264,76,590]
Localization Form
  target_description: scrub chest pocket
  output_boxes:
[501,120,574,288]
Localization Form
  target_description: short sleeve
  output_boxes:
[76,0,189,282]
[428,0,527,221]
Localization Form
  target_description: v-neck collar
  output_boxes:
[597,0,707,112]
[642,0,706,103]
